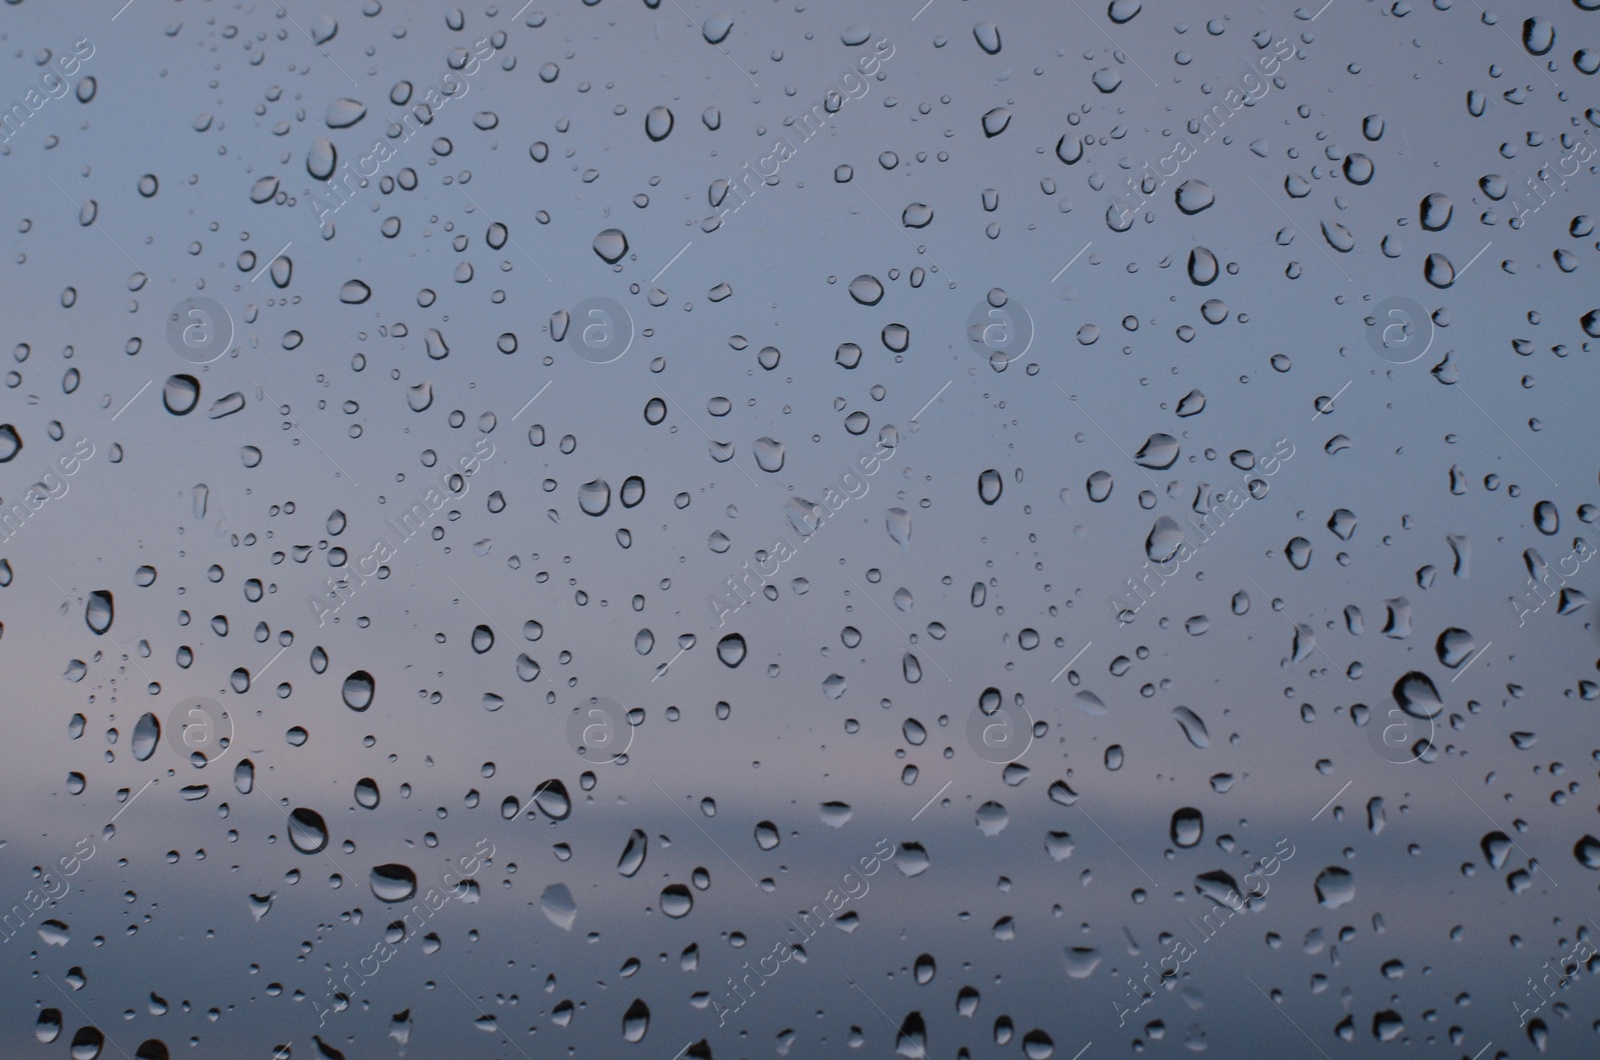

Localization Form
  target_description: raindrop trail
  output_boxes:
[851,181,959,287]
[1469,1043,1493,1060]
[454,185,553,281]
[650,780,764,889]
[109,778,156,824]
[270,1044,291,1060]
[1070,1044,1093,1060]
[1051,241,1093,282]
[911,0,936,19]
[111,378,153,421]
[111,0,140,20]
[1051,641,1092,682]
[45,975,136,1060]
[1073,798,1161,890]
[1309,379,1352,422]
[271,2,361,86]
[251,240,293,283]
[251,378,364,489]
[911,779,952,821]
[669,1044,695,1060]
[39,572,156,683]
[511,380,552,422]
[652,241,692,283]
[842,573,953,682]
[653,382,761,489]
[1244,975,1335,1060]
[45,174,145,274]
[1311,779,1351,822]
[1241,573,1350,680]
[1244,176,1353,283]
[1055,384,1164,493]
[1306,0,1337,20]
[1449,779,1560,887]
[1452,380,1558,487]
[1450,641,1490,682]
[1064,0,1160,86]
[443,973,538,1060]
[846,975,929,1059]
[512,0,539,20]
[665,0,760,88]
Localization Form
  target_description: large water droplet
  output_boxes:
[342,670,375,711]
[1171,807,1203,848]
[593,229,628,264]
[622,998,651,1043]
[288,808,329,854]
[848,274,884,305]
[163,375,200,415]
[1314,866,1356,908]
[579,478,611,515]
[324,98,367,128]
[645,106,674,141]
[717,633,746,667]
[80,589,114,635]
[370,863,418,902]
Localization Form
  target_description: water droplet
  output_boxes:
[1172,706,1209,748]
[83,589,114,635]
[355,778,380,808]
[660,883,693,918]
[339,280,371,304]
[579,478,611,515]
[288,808,328,854]
[342,670,375,711]
[1314,866,1356,908]
[1420,193,1452,231]
[593,229,628,264]
[978,468,1002,504]
[370,863,418,902]
[1393,671,1442,719]
[541,882,578,929]
[976,800,1009,836]
[849,274,884,305]
[132,713,159,761]
[981,106,1011,137]
[645,106,674,141]
[163,375,200,415]
[324,98,367,128]
[1171,807,1203,847]
[619,998,652,1044]
[1147,516,1184,563]
[702,14,734,43]
[1175,180,1214,214]
[1134,433,1179,469]
[618,829,648,876]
